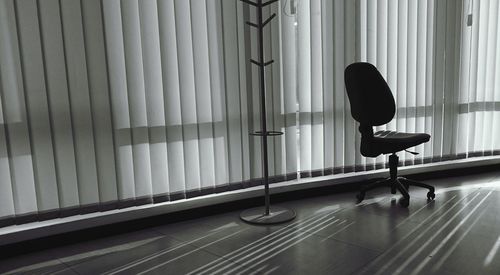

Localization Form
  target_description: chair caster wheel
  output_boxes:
[427,191,435,200]
[399,197,410,208]
[356,193,365,203]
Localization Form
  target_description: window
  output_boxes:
[0,0,497,227]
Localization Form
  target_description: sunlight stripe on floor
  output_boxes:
[187,210,341,275]
[396,191,492,275]
[201,213,339,275]
[484,235,500,266]
[231,216,344,275]
[136,229,247,275]
[409,191,493,274]
[370,192,480,275]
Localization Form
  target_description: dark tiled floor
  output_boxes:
[1,170,500,274]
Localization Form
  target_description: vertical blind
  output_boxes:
[0,0,498,226]
[295,0,498,177]
[0,0,294,226]
[456,0,500,158]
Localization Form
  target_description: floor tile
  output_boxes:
[0,252,74,275]
[49,229,166,267]
[71,242,230,275]
[152,211,251,242]
[65,234,193,274]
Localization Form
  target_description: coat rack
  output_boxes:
[239,0,296,224]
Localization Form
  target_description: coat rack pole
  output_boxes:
[240,0,296,225]
[257,0,271,216]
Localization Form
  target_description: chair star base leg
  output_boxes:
[356,153,435,207]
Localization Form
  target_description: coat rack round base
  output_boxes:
[240,206,296,225]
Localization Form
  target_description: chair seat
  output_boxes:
[361,130,430,157]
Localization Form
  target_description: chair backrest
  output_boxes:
[344,62,395,126]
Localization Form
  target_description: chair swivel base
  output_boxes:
[356,153,435,207]
[356,177,435,207]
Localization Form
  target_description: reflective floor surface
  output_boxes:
[1,170,500,274]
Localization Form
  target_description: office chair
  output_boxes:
[344,62,435,207]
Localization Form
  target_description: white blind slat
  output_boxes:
[17,0,59,211]
[122,0,153,199]
[61,0,100,205]
[158,0,185,195]
[280,0,298,175]
[81,0,118,204]
[0,79,15,218]
[0,0,37,216]
[221,0,243,183]
[176,0,201,191]
[192,0,216,189]
[39,0,80,207]
[139,0,169,197]
[333,0,345,169]
[102,0,136,201]
[207,0,229,185]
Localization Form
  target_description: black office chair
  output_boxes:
[344,62,435,207]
